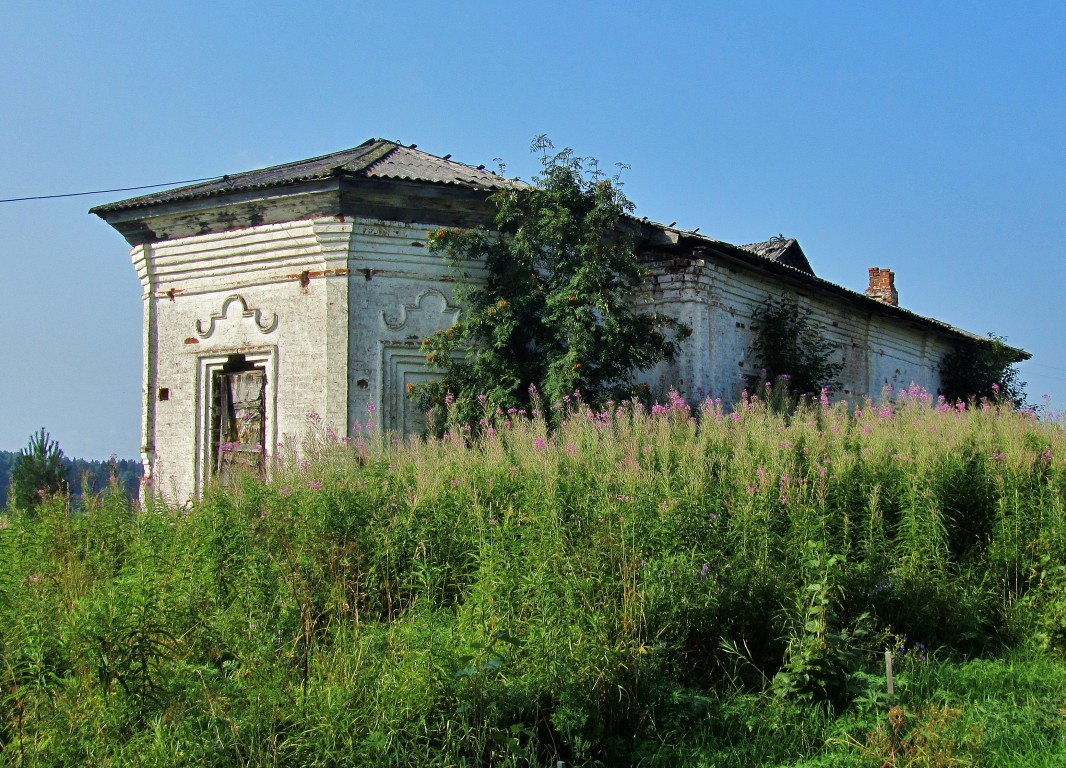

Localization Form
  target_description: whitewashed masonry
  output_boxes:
[93,139,1026,503]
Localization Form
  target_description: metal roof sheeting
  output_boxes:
[366,145,513,189]
[90,139,513,214]
[89,139,1028,360]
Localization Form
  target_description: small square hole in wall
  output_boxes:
[158,388,170,401]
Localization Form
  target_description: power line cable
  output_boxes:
[1024,360,1066,374]
[0,176,222,204]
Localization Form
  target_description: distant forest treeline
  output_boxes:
[0,450,142,509]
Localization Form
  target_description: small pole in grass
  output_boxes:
[885,649,901,759]
[885,649,895,704]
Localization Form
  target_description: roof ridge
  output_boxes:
[366,142,513,184]
[336,139,399,175]
[89,138,515,214]
[224,138,393,180]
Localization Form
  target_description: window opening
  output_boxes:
[209,354,266,486]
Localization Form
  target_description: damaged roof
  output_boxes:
[90,139,514,214]
[91,139,1028,361]
[641,221,1028,360]
[740,236,815,276]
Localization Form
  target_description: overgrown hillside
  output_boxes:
[1,388,1064,766]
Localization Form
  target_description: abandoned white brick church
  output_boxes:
[92,139,1026,502]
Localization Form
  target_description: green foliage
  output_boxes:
[416,137,690,429]
[8,428,68,511]
[0,450,141,510]
[1,392,1064,765]
[747,295,843,397]
[773,545,875,708]
[1023,554,1066,657]
[940,332,1027,408]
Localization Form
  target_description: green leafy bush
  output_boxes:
[416,137,689,431]
[747,296,843,398]
[940,332,1028,408]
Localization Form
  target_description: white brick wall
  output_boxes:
[135,219,350,502]
[640,259,953,403]
[135,215,954,502]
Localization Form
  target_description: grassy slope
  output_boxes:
[0,389,1064,766]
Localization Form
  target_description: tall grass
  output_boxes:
[1,387,1064,766]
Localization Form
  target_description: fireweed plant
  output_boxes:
[0,386,1064,766]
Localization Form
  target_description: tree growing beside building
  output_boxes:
[940,333,1027,408]
[415,138,690,429]
[747,295,843,398]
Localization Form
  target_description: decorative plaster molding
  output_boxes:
[195,294,279,339]
[380,289,459,332]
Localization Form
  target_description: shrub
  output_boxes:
[416,137,689,431]
[747,296,843,398]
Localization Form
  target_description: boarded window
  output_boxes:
[211,364,265,486]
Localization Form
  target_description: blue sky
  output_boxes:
[1,1,1063,458]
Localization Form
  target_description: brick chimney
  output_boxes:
[865,267,898,306]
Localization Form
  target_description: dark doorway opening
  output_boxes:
[210,354,266,486]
